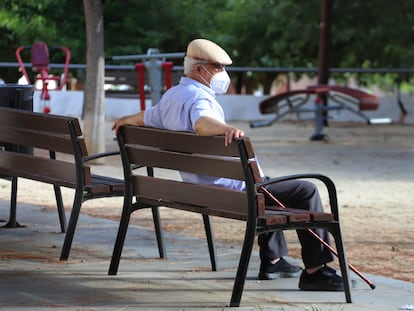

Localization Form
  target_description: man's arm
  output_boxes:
[194,116,244,146]
[112,111,145,134]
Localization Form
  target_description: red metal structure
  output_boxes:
[15,41,71,113]
[134,63,146,111]
[134,61,174,111]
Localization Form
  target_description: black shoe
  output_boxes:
[298,265,356,291]
[258,257,302,280]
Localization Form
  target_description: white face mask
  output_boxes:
[200,65,231,94]
[210,70,231,94]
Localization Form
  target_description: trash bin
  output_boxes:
[0,84,34,153]
[0,84,34,110]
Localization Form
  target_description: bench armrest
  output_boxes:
[83,150,120,163]
[256,173,340,219]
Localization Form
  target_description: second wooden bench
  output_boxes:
[0,107,129,260]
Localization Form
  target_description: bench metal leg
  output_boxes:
[202,214,218,271]
[48,150,66,233]
[230,221,256,307]
[3,177,23,228]
[109,204,133,275]
[331,226,352,303]
[151,207,166,259]
[53,185,67,233]
[60,189,83,260]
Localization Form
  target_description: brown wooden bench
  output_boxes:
[108,125,353,307]
[0,107,130,260]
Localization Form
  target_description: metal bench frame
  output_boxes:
[108,125,352,307]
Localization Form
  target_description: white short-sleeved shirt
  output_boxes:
[144,76,246,191]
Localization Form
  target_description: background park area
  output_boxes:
[0,0,413,295]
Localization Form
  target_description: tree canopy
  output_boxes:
[1,0,413,85]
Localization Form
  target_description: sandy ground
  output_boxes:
[1,120,413,284]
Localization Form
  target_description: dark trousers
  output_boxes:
[258,179,334,269]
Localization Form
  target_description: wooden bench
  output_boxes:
[108,125,352,307]
[0,106,129,260]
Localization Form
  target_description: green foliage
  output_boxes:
[0,0,85,81]
[219,1,320,68]
[332,0,414,69]
[1,0,413,86]
[103,0,229,65]
[0,0,83,58]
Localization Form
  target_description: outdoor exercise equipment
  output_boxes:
[250,85,392,140]
[15,41,71,113]
[259,186,376,290]
[108,49,183,110]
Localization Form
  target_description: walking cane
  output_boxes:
[260,186,376,289]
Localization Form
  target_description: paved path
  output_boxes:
[1,202,413,310]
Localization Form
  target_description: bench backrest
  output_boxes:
[118,126,264,221]
[0,107,90,188]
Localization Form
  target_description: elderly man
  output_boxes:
[112,38,349,291]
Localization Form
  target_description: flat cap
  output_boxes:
[186,39,232,65]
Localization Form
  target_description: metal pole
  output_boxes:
[145,58,163,106]
[312,0,332,140]
[318,0,332,87]
[109,52,185,61]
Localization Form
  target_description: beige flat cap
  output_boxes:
[186,39,232,65]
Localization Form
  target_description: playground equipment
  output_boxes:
[108,49,184,110]
[15,41,71,113]
[250,85,392,140]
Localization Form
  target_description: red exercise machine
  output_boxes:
[135,60,174,111]
[16,41,71,113]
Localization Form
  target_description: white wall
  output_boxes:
[33,90,413,124]
[33,90,268,121]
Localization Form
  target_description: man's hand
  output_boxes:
[224,125,244,146]
[112,112,144,135]
[111,117,128,135]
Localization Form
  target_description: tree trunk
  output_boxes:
[83,0,105,162]
[317,0,332,126]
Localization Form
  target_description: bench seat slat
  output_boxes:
[258,215,288,226]
[132,175,248,219]
[0,107,82,136]
[266,206,334,222]
[0,126,74,154]
[311,212,334,221]
[0,152,77,188]
[122,126,245,157]
[136,197,248,221]
[127,147,245,180]
[87,175,124,194]
[264,208,310,222]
